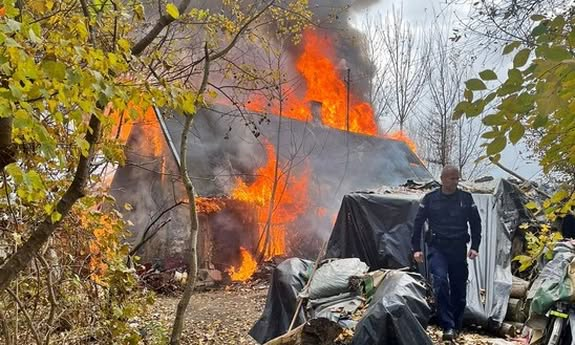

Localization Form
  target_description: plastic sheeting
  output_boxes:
[325,182,516,328]
[529,242,575,315]
[249,258,312,344]
[464,180,514,328]
[352,271,433,345]
[325,192,421,269]
[308,292,364,324]
[303,258,369,300]
[250,180,519,343]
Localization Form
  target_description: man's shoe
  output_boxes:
[442,329,455,341]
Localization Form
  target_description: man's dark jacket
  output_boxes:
[411,188,482,252]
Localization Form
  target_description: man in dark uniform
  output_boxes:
[411,165,482,341]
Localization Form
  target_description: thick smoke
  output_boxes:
[121,0,414,265]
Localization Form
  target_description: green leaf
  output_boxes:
[4,19,22,33]
[503,41,521,55]
[513,49,531,68]
[541,46,572,61]
[9,84,22,99]
[166,3,180,19]
[550,15,566,31]
[532,23,547,36]
[509,122,525,144]
[28,28,42,44]
[465,99,486,117]
[484,92,497,104]
[75,137,90,157]
[508,69,523,84]
[27,170,44,190]
[479,69,497,81]
[5,164,24,184]
[531,14,546,21]
[486,136,507,155]
[464,89,473,102]
[481,131,500,139]
[482,114,505,126]
[466,79,487,91]
[525,201,538,210]
[42,60,66,80]
[453,101,470,119]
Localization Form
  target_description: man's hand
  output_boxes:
[468,249,479,260]
[413,251,424,263]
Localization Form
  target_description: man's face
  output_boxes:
[441,170,460,191]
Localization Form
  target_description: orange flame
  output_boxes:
[196,197,225,214]
[388,130,417,153]
[231,142,309,263]
[231,30,422,281]
[247,30,378,136]
[246,30,420,154]
[294,30,378,135]
[227,247,258,281]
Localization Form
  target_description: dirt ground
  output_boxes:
[149,284,266,344]
[149,283,525,345]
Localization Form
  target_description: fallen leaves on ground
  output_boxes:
[147,283,267,344]
[147,284,512,345]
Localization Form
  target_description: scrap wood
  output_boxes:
[506,298,527,323]
[349,269,389,296]
[264,318,343,345]
[510,277,529,299]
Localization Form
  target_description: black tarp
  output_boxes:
[250,192,430,344]
[325,192,421,270]
[351,271,433,345]
[250,185,519,343]
[249,258,313,343]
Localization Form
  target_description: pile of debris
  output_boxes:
[248,178,547,344]
[137,263,224,294]
[251,258,433,345]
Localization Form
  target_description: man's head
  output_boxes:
[440,165,460,194]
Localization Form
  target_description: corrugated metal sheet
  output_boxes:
[466,180,513,325]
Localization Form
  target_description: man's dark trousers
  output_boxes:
[428,241,468,331]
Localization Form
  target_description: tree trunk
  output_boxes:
[0,0,190,295]
[169,44,210,345]
[0,117,15,170]
[0,115,101,291]
[169,113,200,345]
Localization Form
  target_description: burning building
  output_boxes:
[109,28,432,280]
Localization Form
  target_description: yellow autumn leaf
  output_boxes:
[166,3,180,19]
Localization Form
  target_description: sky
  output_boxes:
[350,0,543,181]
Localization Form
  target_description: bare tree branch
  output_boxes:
[132,0,192,56]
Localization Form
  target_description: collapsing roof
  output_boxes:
[160,106,432,197]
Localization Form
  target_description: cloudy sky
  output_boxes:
[350,0,543,181]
